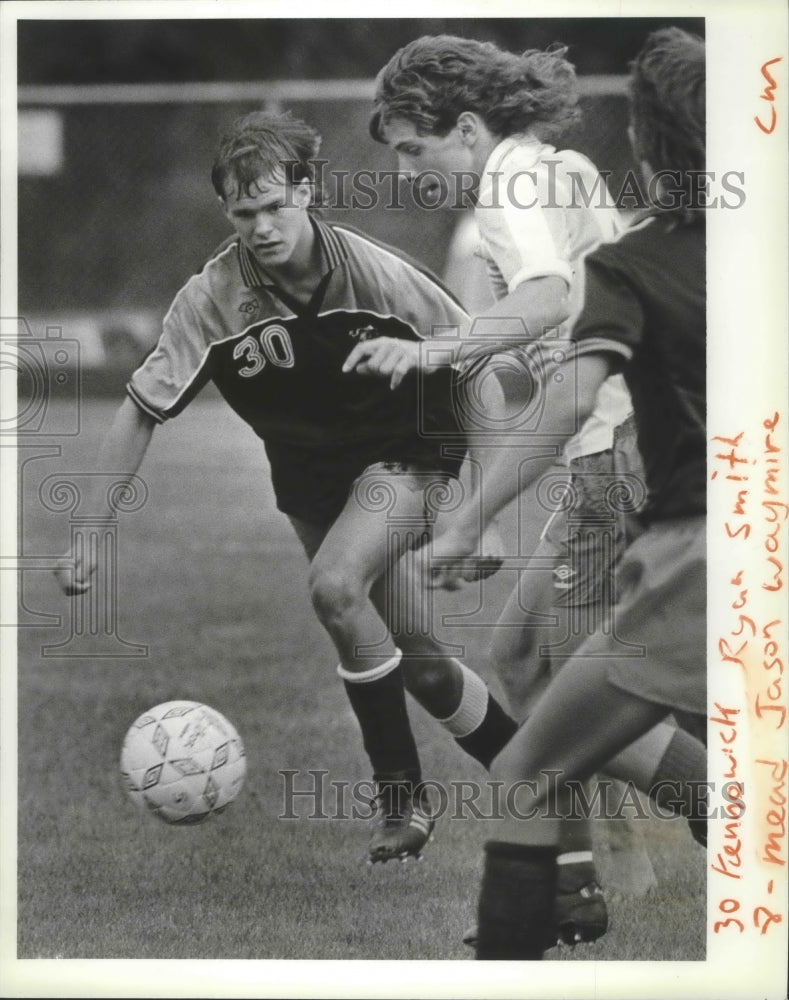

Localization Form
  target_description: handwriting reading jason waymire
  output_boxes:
[711,412,787,938]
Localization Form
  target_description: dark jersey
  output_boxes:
[128,219,469,521]
[571,213,706,523]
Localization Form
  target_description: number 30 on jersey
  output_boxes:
[233,323,295,377]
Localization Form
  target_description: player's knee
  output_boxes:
[400,656,448,698]
[307,561,367,631]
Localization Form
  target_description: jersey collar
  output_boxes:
[237,216,349,289]
[481,133,552,179]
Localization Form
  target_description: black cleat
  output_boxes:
[462,880,609,951]
[368,779,436,864]
[553,880,608,946]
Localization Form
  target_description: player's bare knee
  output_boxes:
[399,656,446,697]
[307,562,365,629]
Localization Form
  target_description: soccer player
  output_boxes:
[348,32,707,943]
[55,110,519,864]
[429,26,707,958]
[361,36,642,713]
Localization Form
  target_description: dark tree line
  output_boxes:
[19,17,704,85]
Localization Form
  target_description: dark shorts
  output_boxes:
[264,440,466,523]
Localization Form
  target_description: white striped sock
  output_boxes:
[337,649,403,683]
[557,851,594,866]
[437,661,489,738]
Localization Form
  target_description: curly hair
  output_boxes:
[370,35,580,143]
[211,110,322,200]
[629,28,705,217]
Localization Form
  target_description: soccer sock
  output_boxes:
[339,650,421,785]
[556,850,597,893]
[556,779,597,890]
[648,726,708,845]
[477,842,558,960]
[437,662,518,769]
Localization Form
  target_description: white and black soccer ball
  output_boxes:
[120,700,247,824]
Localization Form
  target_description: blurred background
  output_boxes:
[17,17,704,387]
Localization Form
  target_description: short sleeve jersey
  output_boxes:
[474,136,633,460]
[571,213,706,523]
[128,219,469,520]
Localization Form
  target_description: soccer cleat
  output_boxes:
[367,778,436,864]
[462,880,609,950]
[553,880,608,946]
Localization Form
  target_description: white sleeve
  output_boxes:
[476,169,573,294]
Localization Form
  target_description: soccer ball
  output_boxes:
[120,700,247,824]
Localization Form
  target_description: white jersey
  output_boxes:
[474,135,633,459]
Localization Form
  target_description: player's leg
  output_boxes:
[289,506,429,860]
[370,357,552,770]
[289,483,514,857]
[376,569,515,763]
[462,367,620,917]
[301,468,449,861]
[561,502,708,846]
[477,657,670,959]
[475,552,610,945]
[369,553,518,772]
[484,504,618,942]
[545,437,658,901]
[559,453,708,848]
[376,363,518,766]
[477,518,707,958]
[487,556,558,719]
[601,717,708,847]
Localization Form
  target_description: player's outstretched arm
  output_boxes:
[54,398,157,595]
[428,353,612,589]
[342,276,570,388]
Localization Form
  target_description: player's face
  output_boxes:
[382,117,479,203]
[222,172,314,273]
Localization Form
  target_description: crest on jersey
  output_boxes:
[238,298,260,316]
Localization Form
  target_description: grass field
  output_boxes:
[12,396,705,971]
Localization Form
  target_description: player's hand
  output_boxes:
[342,337,421,390]
[427,520,505,591]
[478,519,506,578]
[54,546,97,596]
